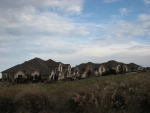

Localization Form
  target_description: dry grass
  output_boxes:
[0,72,150,113]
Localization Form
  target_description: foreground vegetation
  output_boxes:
[0,72,150,113]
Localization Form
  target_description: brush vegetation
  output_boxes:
[0,72,150,113]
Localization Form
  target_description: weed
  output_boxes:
[14,90,55,113]
[112,94,127,110]
[0,72,150,113]
[0,96,16,113]
[137,91,150,113]
[67,92,100,113]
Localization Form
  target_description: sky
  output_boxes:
[0,0,150,78]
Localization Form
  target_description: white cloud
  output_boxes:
[103,0,119,3]
[0,4,89,43]
[27,44,150,67]
[0,0,84,15]
[138,14,150,21]
[0,0,87,70]
[99,13,150,42]
[143,0,150,4]
[119,8,133,15]
[0,0,150,75]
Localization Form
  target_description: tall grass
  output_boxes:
[0,72,150,113]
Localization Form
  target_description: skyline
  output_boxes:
[0,0,150,78]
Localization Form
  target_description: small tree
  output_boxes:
[118,66,126,74]
[102,68,117,76]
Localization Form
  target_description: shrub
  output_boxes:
[112,94,127,110]
[102,68,117,76]
[67,92,100,113]
[14,90,55,113]
[138,93,150,113]
[0,96,16,113]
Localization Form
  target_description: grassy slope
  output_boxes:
[0,72,150,113]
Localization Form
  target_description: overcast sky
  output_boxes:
[0,0,150,78]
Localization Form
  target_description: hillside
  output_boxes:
[0,72,150,113]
